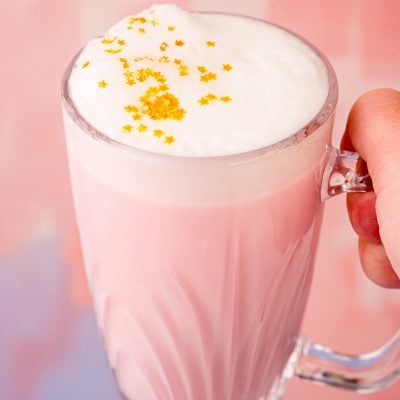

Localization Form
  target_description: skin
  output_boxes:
[341,88,400,288]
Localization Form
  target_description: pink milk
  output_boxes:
[63,108,333,400]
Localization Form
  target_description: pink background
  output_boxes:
[1,1,399,399]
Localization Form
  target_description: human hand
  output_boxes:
[341,89,400,288]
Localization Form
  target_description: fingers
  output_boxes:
[359,240,400,289]
[342,88,400,283]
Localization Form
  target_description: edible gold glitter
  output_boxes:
[122,125,133,132]
[160,42,169,51]
[153,129,165,137]
[117,39,126,45]
[105,48,122,54]
[175,39,185,46]
[164,136,175,145]
[168,25,175,31]
[200,72,217,82]
[222,64,233,71]
[220,96,232,102]
[98,80,107,88]
[206,41,216,47]
[102,37,116,44]
[137,124,147,132]
[81,61,90,68]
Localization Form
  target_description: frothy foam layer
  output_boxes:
[69,4,329,157]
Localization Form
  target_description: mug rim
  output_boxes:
[61,11,338,164]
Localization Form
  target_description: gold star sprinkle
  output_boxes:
[198,97,210,106]
[105,48,122,54]
[197,66,207,73]
[138,28,146,34]
[137,124,147,132]
[168,25,175,31]
[98,80,107,88]
[102,37,116,44]
[117,39,126,45]
[179,65,189,76]
[119,58,130,69]
[125,105,138,113]
[173,58,182,64]
[158,55,170,63]
[220,96,232,102]
[129,16,147,24]
[122,125,133,132]
[175,39,185,46]
[153,129,165,137]
[222,64,233,71]
[160,42,169,51]
[81,61,90,69]
[206,41,216,47]
[151,19,158,26]
[164,136,175,145]
[132,114,142,121]
[206,93,217,100]
[200,72,217,82]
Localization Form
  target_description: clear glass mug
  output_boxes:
[61,14,400,400]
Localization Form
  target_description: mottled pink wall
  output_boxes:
[1,0,399,399]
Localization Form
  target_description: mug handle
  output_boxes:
[293,146,400,393]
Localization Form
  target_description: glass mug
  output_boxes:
[61,13,400,400]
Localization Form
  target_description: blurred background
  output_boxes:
[1,0,399,399]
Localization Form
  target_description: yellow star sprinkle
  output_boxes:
[81,61,90,69]
[168,25,175,31]
[206,93,217,100]
[175,39,185,46]
[125,105,138,113]
[173,58,182,64]
[98,80,107,88]
[160,42,169,51]
[206,41,216,47]
[137,124,147,133]
[158,55,170,63]
[122,125,133,132]
[153,129,165,137]
[164,136,175,145]
[200,72,217,82]
[138,28,146,34]
[220,96,232,102]
[102,37,116,44]
[151,19,158,26]
[198,97,210,106]
[105,48,122,54]
[197,66,207,73]
[132,114,142,121]
[129,16,147,24]
[179,65,189,76]
[222,64,233,71]
[117,39,126,45]
[119,58,130,69]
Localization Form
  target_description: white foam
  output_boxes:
[69,4,329,157]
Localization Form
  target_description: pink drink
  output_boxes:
[63,108,332,399]
[62,5,334,399]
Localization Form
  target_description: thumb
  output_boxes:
[342,88,400,281]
